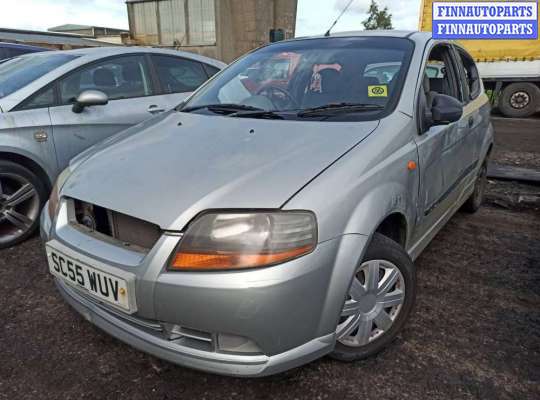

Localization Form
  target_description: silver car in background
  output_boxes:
[0,47,225,248]
[41,31,493,377]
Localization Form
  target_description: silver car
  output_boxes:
[0,47,225,248]
[41,31,493,377]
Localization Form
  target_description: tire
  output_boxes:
[462,161,487,214]
[0,160,47,249]
[330,233,416,362]
[499,82,540,118]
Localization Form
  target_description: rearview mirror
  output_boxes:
[72,90,108,113]
[430,93,463,125]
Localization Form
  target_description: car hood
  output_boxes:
[62,111,379,230]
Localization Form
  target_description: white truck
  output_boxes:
[419,0,540,118]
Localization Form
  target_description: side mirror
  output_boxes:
[430,93,463,125]
[72,90,108,113]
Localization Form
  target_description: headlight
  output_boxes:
[169,211,317,271]
[47,168,72,218]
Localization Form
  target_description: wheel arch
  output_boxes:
[0,151,53,192]
[374,212,408,248]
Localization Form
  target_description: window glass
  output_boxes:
[153,55,208,93]
[0,53,77,99]
[58,55,152,104]
[17,86,55,110]
[363,63,401,84]
[183,37,414,121]
[203,64,220,78]
[424,46,459,101]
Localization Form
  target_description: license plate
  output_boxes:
[47,245,132,311]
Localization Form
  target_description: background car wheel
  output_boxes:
[330,233,416,362]
[462,161,487,214]
[0,160,47,249]
[499,82,540,118]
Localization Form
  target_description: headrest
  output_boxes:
[93,68,115,87]
[319,68,341,93]
[429,78,444,94]
[122,64,141,82]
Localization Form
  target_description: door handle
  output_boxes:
[468,117,474,128]
[147,105,165,114]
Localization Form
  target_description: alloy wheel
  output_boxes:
[336,259,405,347]
[0,173,40,246]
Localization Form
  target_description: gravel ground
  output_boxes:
[0,118,539,400]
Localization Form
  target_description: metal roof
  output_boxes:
[0,28,119,47]
[48,24,128,33]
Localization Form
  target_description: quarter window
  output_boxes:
[58,55,152,104]
[16,86,55,111]
[152,55,208,94]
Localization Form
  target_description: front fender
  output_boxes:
[344,182,414,246]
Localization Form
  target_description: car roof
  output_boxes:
[282,30,434,46]
[0,41,50,51]
[41,46,226,69]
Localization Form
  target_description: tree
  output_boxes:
[362,0,393,30]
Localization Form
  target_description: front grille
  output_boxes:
[72,199,161,251]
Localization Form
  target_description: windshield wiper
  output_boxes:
[297,102,384,117]
[180,103,264,114]
[228,110,284,120]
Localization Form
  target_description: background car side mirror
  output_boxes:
[72,90,108,114]
[430,93,463,125]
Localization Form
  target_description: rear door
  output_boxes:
[148,54,213,109]
[49,54,169,170]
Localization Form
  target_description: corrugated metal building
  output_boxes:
[126,0,297,62]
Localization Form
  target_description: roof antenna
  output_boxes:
[325,0,356,37]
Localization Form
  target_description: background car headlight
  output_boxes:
[170,211,317,270]
[47,168,72,218]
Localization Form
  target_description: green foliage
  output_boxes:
[362,0,393,30]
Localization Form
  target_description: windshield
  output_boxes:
[182,37,414,121]
[0,53,77,98]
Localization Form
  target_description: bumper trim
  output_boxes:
[57,279,336,377]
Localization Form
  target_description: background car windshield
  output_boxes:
[0,53,77,99]
[183,37,414,119]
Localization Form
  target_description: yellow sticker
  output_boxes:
[368,85,388,97]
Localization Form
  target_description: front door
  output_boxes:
[412,43,471,243]
[49,54,170,170]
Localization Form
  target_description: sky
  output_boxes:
[0,0,421,35]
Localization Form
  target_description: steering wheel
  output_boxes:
[256,85,298,109]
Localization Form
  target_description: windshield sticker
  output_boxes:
[368,85,388,97]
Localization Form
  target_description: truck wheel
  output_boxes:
[499,82,540,118]
[330,233,416,362]
[0,160,47,249]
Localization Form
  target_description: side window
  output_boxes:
[16,86,55,111]
[152,55,208,94]
[202,64,220,78]
[58,55,152,104]
[456,49,481,100]
[423,45,461,102]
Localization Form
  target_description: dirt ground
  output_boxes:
[0,118,539,400]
